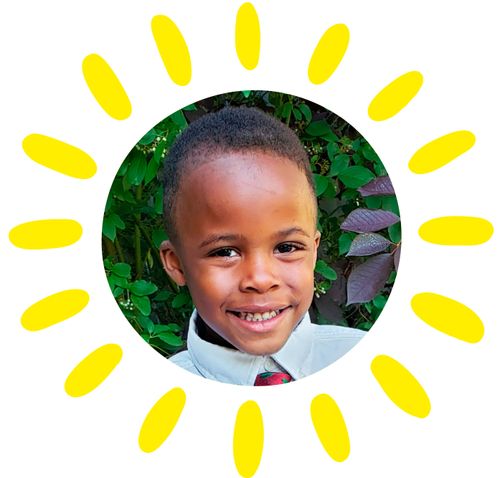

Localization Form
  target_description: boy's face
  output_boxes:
[161,151,320,356]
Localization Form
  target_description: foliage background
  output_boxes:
[102,91,401,358]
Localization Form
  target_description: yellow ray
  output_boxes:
[308,24,349,85]
[65,344,122,397]
[233,400,264,478]
[235,2,260,70]
[411,293,484,343]
[152,15,192,86]
[82,54,132,120]
[368,71,423,121]
[9,219,82,249]
[310,394,350,462]
[409,131,475,174]
[138,387,186,453]
[371,355,430,418]
[419,216,493,245]
[21,290,89,331]
[22,134,97,179]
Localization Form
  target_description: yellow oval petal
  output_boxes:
[21,289,89,331]
[138,387,186,453]
[64,344,122,397]
[308,24,349,85]
[409,131,476,174]
[371,355,430,418]
[9,219,82,249]
[82,53,132,120]
[419,216,494,245]
[152,15,192,86]
[368,71,423,121]
[233,400,264,478]
[310,394,350,462]
[22,134,97,179]
[235,3,260,70]
[411,293,484,343]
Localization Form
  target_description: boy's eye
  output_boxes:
[211,248,238,258]
[275,243,302,254]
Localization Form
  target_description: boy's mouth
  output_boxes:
[227,307,289,322]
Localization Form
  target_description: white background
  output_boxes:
[1,0,499,476]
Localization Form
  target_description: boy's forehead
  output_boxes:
[175,150,316,234]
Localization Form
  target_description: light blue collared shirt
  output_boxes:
[169,309,365,385]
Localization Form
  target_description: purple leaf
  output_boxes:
[358,176,395,197]
[347,254,394,305]
[394,245,401,271]
[341,208,400,233]
[347,233,391,256]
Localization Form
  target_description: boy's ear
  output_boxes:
[313,230,321,261]
[160,240,186,286]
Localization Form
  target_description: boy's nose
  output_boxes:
[239,255,280,293]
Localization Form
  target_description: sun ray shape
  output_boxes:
[411,293,484,343]
[9,219,82,249]
[64,344,123,397]
[308,24,349,85]
[138,387,186,453]
[21,290,89,331]
[310,394,350,462]
[151,15,192,86]
[409,131,476,174]
[235,2,260,70]
[419,216,494,245]
[371,355,431,418]
[233,400,264,478]
[22,134,97,179]
[368,71,423,121]
[82,54,132,120]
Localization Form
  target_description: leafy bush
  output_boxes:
[102,91,400,357]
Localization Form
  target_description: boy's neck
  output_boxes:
[195,314,237,350]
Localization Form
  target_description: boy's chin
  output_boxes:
[237,340,287,357]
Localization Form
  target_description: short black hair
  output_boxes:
[162,106,315,243]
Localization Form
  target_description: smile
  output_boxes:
[228,307,288,322]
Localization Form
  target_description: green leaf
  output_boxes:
[315,260,337,280]
[102,216,116,241]
[112,262,131,278]
[112,286,124,298]
[305,120,331,137]
[172,290,191,309]
[373,294,388,309]
[130,280,158,297]
[154,290,173,302]
[111,274,128,288]
[152,229,168,249]
[170,110,188,128]
[292,107,302,121]
[326,142,339,161]
[138,315,155,334]
[339,232,355,255]
[364,196,382,209]
[388,222,401,243]
[154,188,163,215]
[126,152,147,186]
[361,143,380,162]
[298,103,312,123]
[109,213,125,229]
[329,153,350,176]
[242,90,251,98]
[281,102,292,119]
[144,158,160,185]
[138,129,158,145]
[132,295,151,316]
[338,166,375,188]
[157,332,184,347]
[313,174,330,197]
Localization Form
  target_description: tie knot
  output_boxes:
[254,371,292,386]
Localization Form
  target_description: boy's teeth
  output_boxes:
[239,309,281,322]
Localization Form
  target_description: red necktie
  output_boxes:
[254,371,292,386]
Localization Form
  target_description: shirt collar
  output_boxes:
[186,309,315,385]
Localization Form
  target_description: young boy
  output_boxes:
[160,106,365,386]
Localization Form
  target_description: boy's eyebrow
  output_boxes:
[199,227,309,249]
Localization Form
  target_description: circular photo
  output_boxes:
[102,91,401,386]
